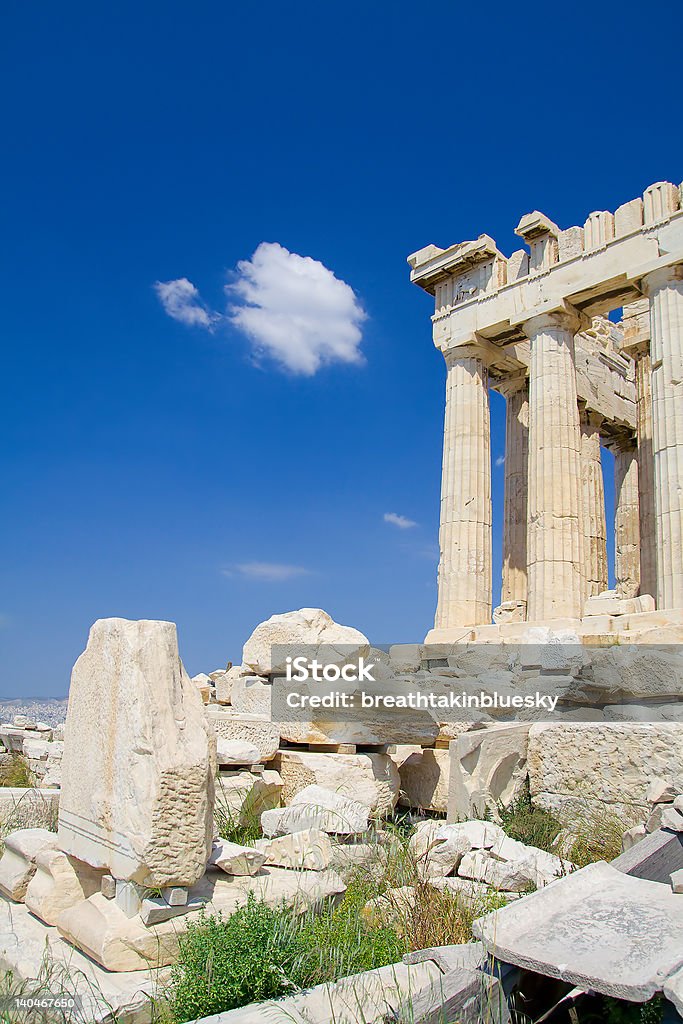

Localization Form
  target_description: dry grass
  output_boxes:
[0,755,34,789]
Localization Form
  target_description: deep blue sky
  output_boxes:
[1,1,681,697]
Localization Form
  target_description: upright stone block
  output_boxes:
[57,618,216,888]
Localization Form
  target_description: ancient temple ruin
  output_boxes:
[409,181,683,641]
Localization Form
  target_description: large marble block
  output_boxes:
[57,618,216,887]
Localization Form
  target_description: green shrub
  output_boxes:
[170,896,302,1022]
[0,756,34,789]
[498,783,563,853]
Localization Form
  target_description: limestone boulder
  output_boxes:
[242,608,369,676]
[0,828,59,901]
[209,840,267,877]
[254,829,332,871]
[216,738,261,766]
[215,770,283,828]
[191,673,212,704]
[213,665,247,706]
[528,722,683,821]
[276,750,399,817]
[458,835,568,892]
[24,849,103,926]
[261,785,370,837]
[398,748,450,813]
[57,618,216,888]
[205,708,280,761]
[230,676,272,716]
[409,819,505,879]
[449,724,530,822]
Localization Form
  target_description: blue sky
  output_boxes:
[1,1,681,697]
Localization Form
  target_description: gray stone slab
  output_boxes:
[612,828,683,882]
[473,862,683,1001]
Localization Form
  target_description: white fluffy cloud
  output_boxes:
[384,512,418,529]
[226,562,312,582]
[154,278,218,328]
[155,244,366,375]
[228,243,366,375]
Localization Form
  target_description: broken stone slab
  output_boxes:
[646,803,683,833]
[474,861,683,1001]
[216,738,261,766]
[58,618,216,888]
[254,829,333,871]
[0,898,164,1023]
[398,747,450,813]
[230,675,272,716]
[671,868,683,893]
[427,876,493,903]
[261,785,370,837]
[213,665,247,705]
[448,724,530,823]
[276,749,399,817]
[613,827,683,882]
[458,842,565,893]
[409,820,505,879]
[215,769,283,827]
[209,839,267,876]
[206,708,280,761]
[647,779,677,803]
[0,828,59,901]
[622,824,647,851]
[24,849,103,926]
[56,865,346,971]
[242,607,369,676]
[140,894,206,926]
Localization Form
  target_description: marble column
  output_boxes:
[635,349,657,599]
[614,441,641,599]
[435,345,492,628]
[643,265,683,610]
[580,407,608,598]
[524,309,584,621]
[500,375,528,610]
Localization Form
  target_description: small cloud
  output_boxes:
[495,455,505,468]
[225,562,313,582]
[228,243,366,375]
[154,278,219,329]
[384,512,418,530]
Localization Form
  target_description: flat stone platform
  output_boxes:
[473,861,683,1002]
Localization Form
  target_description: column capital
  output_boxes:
[439,331,497,368]
[641,263,683,295]
[497,371,528,399]
[514,301,585,338]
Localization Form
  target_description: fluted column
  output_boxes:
[524,308,584,621]
[614,441,641,598]
[435,345,492,628]
[635,350,657,599]
[580,407,608,598]
[643,266,683,610]
[500,375,528,609]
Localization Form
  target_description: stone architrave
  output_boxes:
[57,618,216,888]
[643,266,683,610]
[435,344,492,629]
[524,308,585,621]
